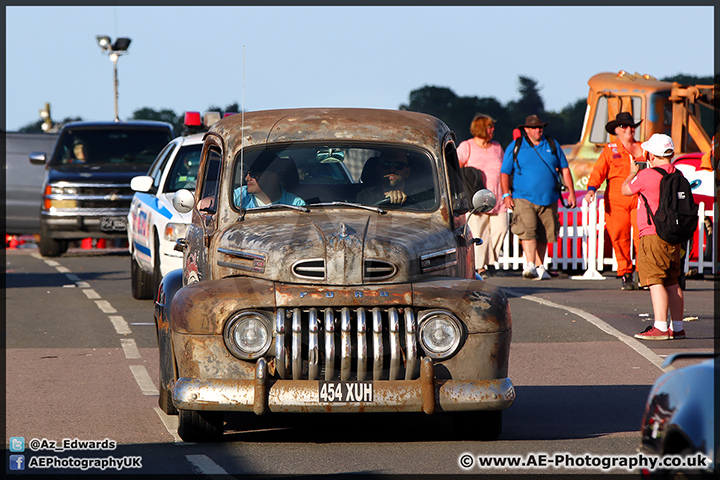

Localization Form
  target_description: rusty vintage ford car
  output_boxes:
[155,108,514,441]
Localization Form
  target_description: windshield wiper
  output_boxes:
[245,203,310,213]
[309,202,387,214]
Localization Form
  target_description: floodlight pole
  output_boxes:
[96,35,131,122]
[110,53,120,122]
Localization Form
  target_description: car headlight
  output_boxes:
[224,312,272,360]
[418,311,463,360]
[164,222,188,241]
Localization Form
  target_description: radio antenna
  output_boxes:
[240,45,247,220]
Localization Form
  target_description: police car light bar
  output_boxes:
[184,111,202,127]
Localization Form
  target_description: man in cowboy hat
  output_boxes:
[584,112,644,290]
[500,115,576,280]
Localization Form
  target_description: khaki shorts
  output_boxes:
[510,197,559,242]
[636,235,681,287]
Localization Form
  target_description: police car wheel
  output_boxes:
[131,255,154,299]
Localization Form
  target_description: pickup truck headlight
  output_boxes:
[418,311,463,360]
[164,222,188,242]
[224,312,272,360]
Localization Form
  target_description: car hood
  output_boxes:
[216,211,459,285]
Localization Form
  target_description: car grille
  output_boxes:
[46,183,134,212]
[274,306,420,381]
[292,259,397,281]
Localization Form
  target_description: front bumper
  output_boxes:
[42,210,129,239]
[173,357,515,414]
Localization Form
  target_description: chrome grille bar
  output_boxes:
[372,307,384,381]
[324,308,335,381]
[356,308,367,381]
[340,307,352,381]
[275,308,286,379]
[292,308,302,380]
[404,309,417,380]
[388,308,401,380]
[308,308,320,380]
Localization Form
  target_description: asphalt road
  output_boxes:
[4,247,716,476]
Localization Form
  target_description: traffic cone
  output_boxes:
[81,238,93,249]
[8,235,19,249]
[96,238,107,249]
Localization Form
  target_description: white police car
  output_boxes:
[127,132,203,299]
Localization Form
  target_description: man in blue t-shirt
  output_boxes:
[500,115,576,280]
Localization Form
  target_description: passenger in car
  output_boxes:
[356,151,412,205]
[66,139,89,164]
[233,154,306,209]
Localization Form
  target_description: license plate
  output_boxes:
[319,381,373,403]
[100,216,127,232]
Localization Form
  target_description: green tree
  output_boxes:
[660,74,713,85]
[130,107,182,134]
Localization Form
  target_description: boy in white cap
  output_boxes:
[620,134,685,340]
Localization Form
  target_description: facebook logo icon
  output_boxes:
[9,454,25,470]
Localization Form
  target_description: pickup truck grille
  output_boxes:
[45,182,134,212]
[273,306,419,381]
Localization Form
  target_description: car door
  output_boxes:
[130,141,177,270]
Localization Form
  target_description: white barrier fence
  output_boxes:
[495,198,717,276]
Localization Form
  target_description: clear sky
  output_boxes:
[5,5,715,132]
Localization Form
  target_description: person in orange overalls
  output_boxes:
[584,112,644,290]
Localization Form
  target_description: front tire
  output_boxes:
[159,383,178,415]
[130,255,154,299]
[178,409,224,442]
[38,225,67,257]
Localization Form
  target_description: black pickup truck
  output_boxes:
[29,121,173,257]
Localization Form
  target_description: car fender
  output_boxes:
[155,268,185,390]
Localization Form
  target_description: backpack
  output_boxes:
[639,167,698,244]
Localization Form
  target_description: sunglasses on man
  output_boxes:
[380,161,409,169]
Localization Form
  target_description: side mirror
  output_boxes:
[173,188,196,214]
[471,189,496,214]
[29,152,47,165]
[130,175,154,193]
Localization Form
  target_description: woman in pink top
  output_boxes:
[457,114,508,278]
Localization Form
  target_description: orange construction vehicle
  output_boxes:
[563,70,716,192]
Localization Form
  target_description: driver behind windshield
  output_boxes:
[356,150,411,205]
[234,154,306,209]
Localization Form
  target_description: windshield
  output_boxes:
[232,145,438,211]
[165,144,202,192]
[52,127,172,166]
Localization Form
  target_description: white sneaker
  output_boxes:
[536,265,551,280]
[522,262,538,279]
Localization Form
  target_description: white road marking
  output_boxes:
[120,338,141,359]
[76,281,91,289]
[504,290,674,373]
[65,273,80,282]
[129,365,159,395]
[83,289,101,299]
[109,316,132,334]
[185,455,229,475]
[95,300,117,313]
[130,323,155,326]
[56,266,70,273]
[153,407,182,443]
[44,260,60,267]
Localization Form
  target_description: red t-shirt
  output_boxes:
[627,163,676,237]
